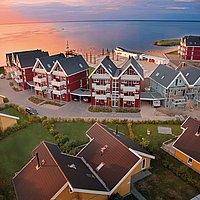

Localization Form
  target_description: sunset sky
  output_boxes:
[0,0,200,24]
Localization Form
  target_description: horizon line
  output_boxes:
[1,19,200,26]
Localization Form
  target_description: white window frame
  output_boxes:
[141,158,146,170]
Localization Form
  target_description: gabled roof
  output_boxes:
[78,123,141,190]
[13,142,67,200]
[101,56,120,77]
[17,51,49,69]
[35,53,65,72]
[54,55,89,76]
[182,35,200,46]
[179,65,200,86]
[0,113,19,120]
[101,124,154,159]
[45,142,108,192]
[120,57,144,80]
[150,64,180,88]
[173,117,200,163]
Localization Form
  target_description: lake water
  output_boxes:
[0,20,200,65]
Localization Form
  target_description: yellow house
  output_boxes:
[0,113,19,131]
[13,123,155,200]
[173,117,200,173]
[0,95,5,104]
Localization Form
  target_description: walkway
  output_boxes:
[0,79,175,120]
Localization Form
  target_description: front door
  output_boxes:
[112,96,118,107]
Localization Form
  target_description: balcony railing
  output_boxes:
[123,96,135,101]
[35,85,47,91]
[92,74,110,79]
[51,80,66,87]
[35,68,45,74]
[95,95,107,100]
[52,89,66,95]
[33,77,46,83]
[52,71,65,77]
[14,78,23,83]
[121,75,140,81]
[121,85,136,92]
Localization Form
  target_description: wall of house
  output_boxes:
[150,79,166,95]
[175,150,200,173]
[23,68,34,89]
[0,116,17,131]
[56,186,108,200]
[169,75,186,88]
[0,97,4,104]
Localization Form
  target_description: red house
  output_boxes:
[5,50,49,90]
[89,56,144,108]
[179,35,200,60]
[33,54,89,102]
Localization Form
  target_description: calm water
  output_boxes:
[0,20,200,65]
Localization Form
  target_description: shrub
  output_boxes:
[3,97,9,103]
[42,101,64,107]
[108,193,123,200]
[28,96,44,104]
[88,106,112,112]
[116,108,141,113]
[9,82,14,87]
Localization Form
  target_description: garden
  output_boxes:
[0,104,199,200]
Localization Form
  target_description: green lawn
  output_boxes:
[154,39,180,46]
[55,122,92,145]
[1,107,27,122]
[0,67,4,74]
[0,123,54,180]
[106,123,129,135]
[166,50,179,55]
[132,124,182,152]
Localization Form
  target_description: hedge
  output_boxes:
[88,106,112,112]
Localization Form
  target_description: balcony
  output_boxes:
[92,74,110,79]
[35,85,47,91]
[135,85,140,91]
[14,78,23,83]
[51,80,66,87]
[92,83,110,91]
[106,93,111,97]
[35,68,45,74]
[121,85,136,92]
[33,77,46,83]
[52,71,65,77]
[95,95,107,100]
[52,89,66,95]
[123,96,135,101]
[121,75,140,81]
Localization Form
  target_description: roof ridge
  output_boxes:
[81,157,110,192]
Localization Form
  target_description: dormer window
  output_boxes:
[96,162,105,171]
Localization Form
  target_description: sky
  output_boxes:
[0,0,200,24]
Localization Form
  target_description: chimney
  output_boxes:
[36,152,40,168]
[115,124,118,135]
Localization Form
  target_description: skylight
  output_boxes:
[108,68,112,73]
[68,164,76,170]
[79,64,83,68]
[161,76,165,79]
[186,73,190,77]
[96,162,105,172]
[108,64,112,69]
[156,73,159,76]
[47,64,51,68]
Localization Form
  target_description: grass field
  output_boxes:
[166,50,179,55]
[1,107,27,122]
[0,123,54,180]
[154,39,180,46]
[0,67,5,74]
[55,122,92,144]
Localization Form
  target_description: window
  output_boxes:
[80,80,82,87]
[142,159,146,169]
[188,158,193,165]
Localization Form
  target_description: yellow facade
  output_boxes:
[0,115,18,131]
[175,150,200,173]
[56,157,152,200]
[0,96,4,104]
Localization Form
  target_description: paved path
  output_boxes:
[0,79,175,120]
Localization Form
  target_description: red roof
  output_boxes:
[173,117,200,163]
[78,123,141,190]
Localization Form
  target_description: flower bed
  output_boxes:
[88,106,112,112]
[116,108,140,113]
[28,96,44,104]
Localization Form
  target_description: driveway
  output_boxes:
[0,79,174,120]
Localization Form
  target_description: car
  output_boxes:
[82,97,89,103]
[73,97,79,101]
[25,107,38,115]
[0,74,5,79]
